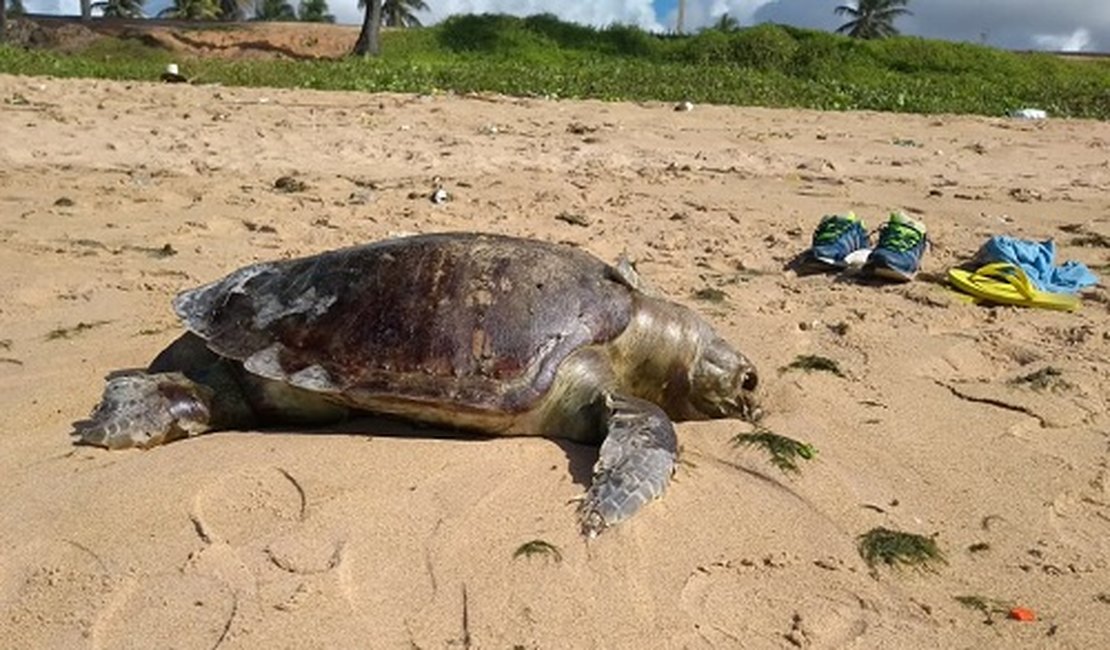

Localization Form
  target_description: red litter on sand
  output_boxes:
[1008,607,1036,622]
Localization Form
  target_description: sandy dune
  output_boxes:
[0,73,1108,648]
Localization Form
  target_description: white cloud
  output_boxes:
[333,2,366,24]
[29,0,72,13]
[1034,28,1092,52]
[658,1,788,33]
[753,0,1110,52]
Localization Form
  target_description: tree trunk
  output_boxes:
[353,0,382,57]
[0,0,7,45]
[219,0,247,21]
[81,0,92,20]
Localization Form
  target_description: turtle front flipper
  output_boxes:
[579,393,678,537]
[74,373,218,450]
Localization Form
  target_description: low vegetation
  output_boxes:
[734,430,817,474]
[857,526,945,570]
[953,594,1013,624]
[1,14,1109,118]
[512,539,563,563]
[46,319,112,340]
[782,354,845,377]
[1009,366,1068,391]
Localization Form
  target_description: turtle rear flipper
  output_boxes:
[578,393,678,537]
[74,373,216,450]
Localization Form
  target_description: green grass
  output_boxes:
[2,16,1109,118]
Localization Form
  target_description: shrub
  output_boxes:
[786,29,868,78]
[680,29,733,65]
[597,23,659,58]
[865,36,1026,78]
[728,24,798,70]
[521,13,597,50]
[437,14,547,55]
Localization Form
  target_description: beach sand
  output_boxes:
[0,73,1107,648]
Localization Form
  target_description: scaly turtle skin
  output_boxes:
[75,233,760,536]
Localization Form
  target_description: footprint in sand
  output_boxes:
[84,465,352,643]
[91,573,236,650]
[179,466,353,641]
[188,466,351,582]
[1049,470,1110,558]
[0,539,117,647]
[189,465,348,578]
[677,562,888,649]
[191,466,306,547]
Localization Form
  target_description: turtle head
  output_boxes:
[688,334,761,422]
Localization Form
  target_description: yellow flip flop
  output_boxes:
[947,262,1080,312]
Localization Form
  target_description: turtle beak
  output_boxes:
[737,394,763,423]
[688,337,761,421]
[690,382,761,422]
[725,366,761,422]
[718,389,762,423]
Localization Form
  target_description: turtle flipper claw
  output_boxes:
[579,394,678,537]
[74,373,213,450]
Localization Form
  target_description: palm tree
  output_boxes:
[0,0,19,42]
[834,0,911,39]
[0,0,17,42]
[358,0,426,28]
[298,0,333,23]
[712,13,739,33]
[0,0,21,43]
[353,0,382,56]
[158,0,221,19]
[253,0,295,20]
[382,0,426,27]
[219,0,251,20]
[92,0,144,18]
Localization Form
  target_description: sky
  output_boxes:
[21,0,1110,53]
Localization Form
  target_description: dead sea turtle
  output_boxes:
[75,233,760,535]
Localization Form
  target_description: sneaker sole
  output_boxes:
[867,264,917,282]
[794,250,843,270]
[811,254,847,269]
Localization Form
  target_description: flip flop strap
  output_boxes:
[971,262,1036,300]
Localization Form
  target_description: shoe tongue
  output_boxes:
[890,211,926,233]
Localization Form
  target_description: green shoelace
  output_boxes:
[814,217,857,244]
[878,222,924,252]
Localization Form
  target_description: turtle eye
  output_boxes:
[739,370,758,392]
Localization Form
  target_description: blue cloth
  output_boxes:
[975,236,1099,295]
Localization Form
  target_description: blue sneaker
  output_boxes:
[864,212,927,281]
[806,213,869,268]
